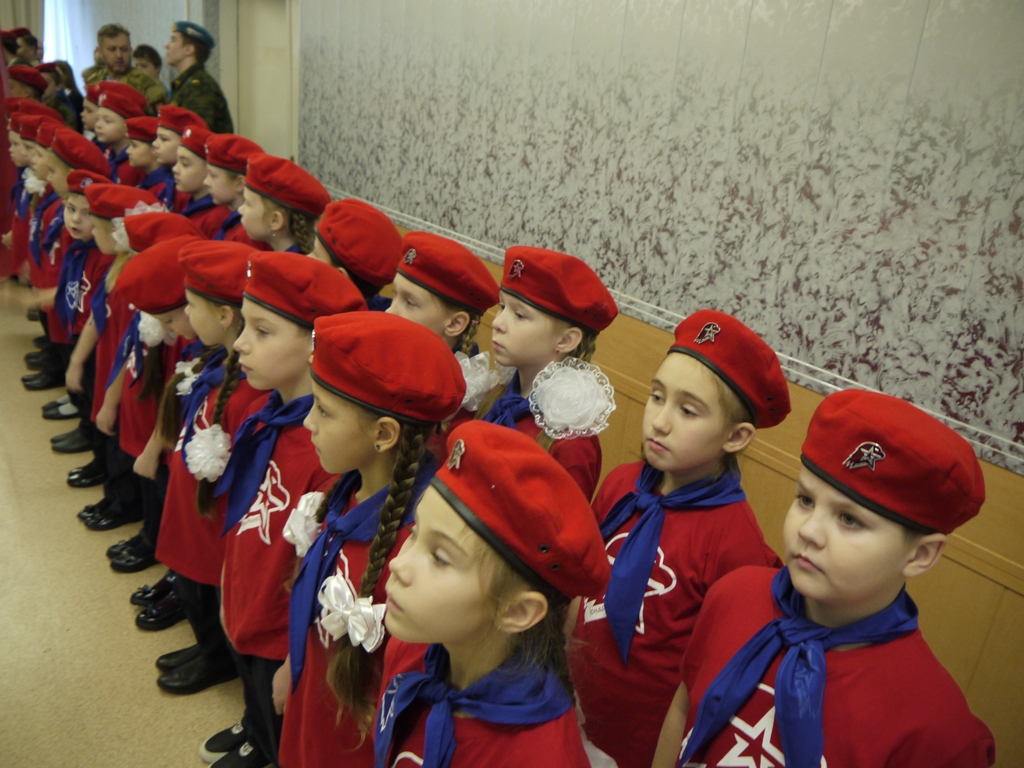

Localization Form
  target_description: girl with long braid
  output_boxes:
[275,312,466,768]
[239,153,329,254]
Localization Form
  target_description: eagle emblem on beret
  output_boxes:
[508,259,525,279]
[447,439,465,470]
[694,322,720,344]
[404,249,416,265]
[842,442,886,471]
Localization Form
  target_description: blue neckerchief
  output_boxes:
[108,146,130,182]
[106,312,143,389]
[29,188,60,266]
[181,338,205,360]
[678,567,919,768]
[41,204,65,263]
[599,463,747,663]
[285,242,304,253]
[367,294,392,312]
[11,167,29,219]
[178,346,229,450]
[481,372,532,428]
[288,456,437,689]
[213,209,240,241]
[92,137,107,154]
[374,643,573,768]
[216,391,315,534]
[138,165,174,198]
[54,239,95,340]
[182,194,216,218]
[90,268,110,336]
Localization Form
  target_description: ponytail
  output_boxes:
[104,250,132,293]
[288,210,317,254]
[155,345,221,444]
[196,347,243,517]
[138,343,166,401]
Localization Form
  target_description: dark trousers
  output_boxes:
[101,442,141,519]
[139,463,169,553]
[38,313,63,378]
[231,649,285,766]
[173,575,234,672]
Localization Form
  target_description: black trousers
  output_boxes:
[138,463,170,553]
[101,442,141,520]
[172,575,234,672]
[37,313,64,378]
[231,649,285,766]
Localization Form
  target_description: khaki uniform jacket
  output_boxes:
[170,63,233,134]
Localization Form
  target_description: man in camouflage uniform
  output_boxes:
[84,24,166,114]
[165,21,233,134]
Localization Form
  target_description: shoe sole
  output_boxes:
[110,557,158,574]
[156,669,238,695]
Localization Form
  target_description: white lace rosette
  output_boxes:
[112,201,167,252]
[185,423,232,481]
[283,491,325,558]
[174,359,203,396]
[455,351,500,412]
[317,573,386,652]
[137,312,166,347]
[24,168,47,195]
[528,358,616,440]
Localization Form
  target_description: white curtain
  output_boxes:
[42,0,94,89]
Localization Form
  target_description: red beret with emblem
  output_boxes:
[245,251,366,328]
[311,312,466,426]
[178,240,252,306]
[85,184,159,220]
[66,171,112,195]
[84,84,100,105]
[51,127,110,176]
[117,235,203,314]
[434,420,611,598]
[9,99,63,124]
[179,123,211,158]
[315,199,402,288]
[8,65,47,94]
[205,133,263,173]
[124,212,203,252]
[97,81,147,120]
[501,246,618,333]
[35,119,62,149]
[802,389,985,535]
[245,153,329,217]
[16,113,61,142]
[669,309,790,429]
[157,104,208,135]
[399,232,499,314]
[126,116,158,142]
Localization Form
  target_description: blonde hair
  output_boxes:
[259,193,317,253]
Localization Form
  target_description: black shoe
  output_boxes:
[44,402,79,420]
[24,351,45,370]
[209,742,269,768]
[131,571,175,606]
[43,395,69,410]
[156,644,202,672]
[106,534,141,559]
[84,508,143,531]
[26,308,40,321]
[156,655,237,695]
[51,427,81,444]
[33,335,48,349]
[52,430,91,454]
[67,465,107,488]
[110,549,157,573]
[22,371,64,391]
[77,498,111,521]
[136,593,185,631]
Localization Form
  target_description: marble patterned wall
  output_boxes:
[298,0,1024,474]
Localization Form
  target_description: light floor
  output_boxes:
[0,280,243,767]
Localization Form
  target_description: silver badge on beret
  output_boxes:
[447,439,465,470]
[843,442,886,471]
[311,329,316,351]
[508,259,525,279]
[246,260,252,279]
[404,249,416,265]
[695,322,720,344]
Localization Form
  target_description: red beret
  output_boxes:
[126,116,158,142]
[50,127,110,176]
[17,114,61,142]
[246,153,329,217]
[157,104,207,135]
[9,65,47,94]
[97,81,147,120]
[85,184,159,220]
[502,246,618,333]
[66,171,111,195]
[84,84,100,105]
[178,240,252,306]
[8,99,63,123]
[10,27,31,38]
[311,312,466,426]
[316,199,402,287]
[669,309,791,428]
[36,62,58,74]
[180,123,210,158]
[399,232,499,314]
[802,390,985,535]
[205,133,263,173]
[245,251,366,328]
[4,97,28,115]
[124,212,202,252]
[0,30,16,41]
[434,421,611,598]
[116,235,203,314]
[35,119,60,149]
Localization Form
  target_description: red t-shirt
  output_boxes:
[155,375,268,585]
[91,281,135,421]
[377,640,590,768]
[117,334,192,458]
[571,461,781,768]
[67,246,114,337]
[115,159,145,188]
[222,409,337,659]
[181,197,231,239]
[677,566,996,768]
[222,219,271,250]
[10,203,30,278]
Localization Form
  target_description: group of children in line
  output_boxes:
[4,83,996,768]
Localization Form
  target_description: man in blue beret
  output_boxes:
[165,21,234,134]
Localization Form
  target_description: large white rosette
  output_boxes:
[283,491,325,558]
[137,312,166,346]
[174,359,203,396]
[317,573,387,652]
[455,352,517,412]
[528,358,616,439]
[185,423,232,481]
[24,168,47,195]
[111,201,167,252]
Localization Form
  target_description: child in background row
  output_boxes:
[126,116,175,203]
[276,312,466,768]
[81,84,106,152]
[204,133,269,249]
[174,124,231,239]
[154,105,208,210]
[572,310,790,768]
[240,153,328,253]
[94,81,147,186]
[310,198,403,311]
[653,389,995,768]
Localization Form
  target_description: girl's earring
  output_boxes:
[374,444,381,452]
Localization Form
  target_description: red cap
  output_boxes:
[434,421,611,598]
[399,232,498,314]
[84,84,100,105]
[116,236,203,314]
[669,309,790,429]
[205,133,263,173]
[66,171,112,195]
[502,246,618,332]
[8,100,63,123]
[4,97,28,115]
[178,240,253,306]
[10,27,31,38]
[85,184,159,220]
[316,199,402,287]
[801,390,985,535]
[245,251,366,328]
[16,114,61,142]
[179,123,210,158]
[50,127,110,176]
[157,105,207,135]
[311,313,466,426]
[36,62,58,75]
[126,116,158,142]
[245,153,329,217]
[124,212,203,252]
[35,119,61,149]
[97,81,147,120]
[8,65,47,94]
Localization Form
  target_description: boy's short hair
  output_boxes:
[2,37,18,55]
[182,36,210,64]
[97,23,130,45]
[133,44,161,70]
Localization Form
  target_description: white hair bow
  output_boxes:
[317,573,387,652]
[283,491,324,558]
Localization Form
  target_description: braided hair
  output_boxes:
[138,341,166,402]
[288,209,317,254]
[196,347,243,517]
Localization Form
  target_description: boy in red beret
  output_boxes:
[203,133,270,249]
[81,84,107,153]
[95,81,148,186]
[374,420,610,767]
[570,309,789,768]
[172,123,230,238]
[653,389,995,768]
[125,116,175,204]
[153,105,206,210]
[4,113,34,282]
[240,153,329,253]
